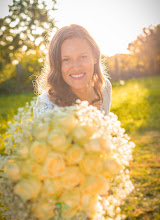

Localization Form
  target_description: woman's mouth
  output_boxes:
[70,73,86,80]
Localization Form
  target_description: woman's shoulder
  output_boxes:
[36,92,54,105]
[104,77,112,93]
[33,92,57,118]
[101,77,112,115]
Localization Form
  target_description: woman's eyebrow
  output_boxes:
[80,51,88,54]
[61,55,70,58]
[62,51,88,57]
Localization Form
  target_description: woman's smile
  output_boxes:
[70,72,86,79]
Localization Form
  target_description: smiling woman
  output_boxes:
[33,24,112,117]
[61,38,96,98]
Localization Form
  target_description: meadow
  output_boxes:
[0,76,160,219]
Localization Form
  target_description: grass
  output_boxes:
[110,76,160,219]
[0,92,34,134]
[0,76,160,219]
[111,76,160,133]
[0,92,35,152]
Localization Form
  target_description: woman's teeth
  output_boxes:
[70,73,85,78]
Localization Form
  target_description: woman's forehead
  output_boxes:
[61,37,93,56]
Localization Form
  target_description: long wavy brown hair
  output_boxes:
[35,24,106,107]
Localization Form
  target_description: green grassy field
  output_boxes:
[111,76,160,219]
[0,76,160,219]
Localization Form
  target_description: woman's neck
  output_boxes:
[72,86,95,104]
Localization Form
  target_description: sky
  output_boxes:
[0,0,160,56]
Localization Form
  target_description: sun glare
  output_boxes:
[0,0,159,56]
[51,0,159,56]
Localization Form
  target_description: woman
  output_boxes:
[33,24,112,117]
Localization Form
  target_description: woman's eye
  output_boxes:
[80,56,87,60]
[62,58,70,62]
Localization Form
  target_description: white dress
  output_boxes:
[33,78,112,118]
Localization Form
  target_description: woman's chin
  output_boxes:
[71,85,89,92]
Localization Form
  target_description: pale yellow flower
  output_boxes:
[30,141,48,163]
[56,114,78,133]
[85,136,111,153]
[42,178,63,199]
[82,124,96,136]
[80,153,103,175]
[84,138,101,152]
[80,193,99,218]
[100,136,112,152]
[16,143,29,159]
[61,166,85,189]
[4,160,21,182]
[32,201,55,220]
[72,125,88,144]
[61,207,78,220]
[43,153,66,177]
[65,144,84,165]
[103,157,122,175]
[14,179,42,201]
[60,189,81,219]
[83,175,109,195]
[60,189,81,209]
[32,123,49,140]
[21,160,45,180]
[48,129,71,152]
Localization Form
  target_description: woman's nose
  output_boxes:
[71,59,81,70]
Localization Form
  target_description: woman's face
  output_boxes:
[61,37,96,92]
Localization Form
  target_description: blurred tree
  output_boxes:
[0,50,44,94]
[102,53,142,80]
[0,0,57,71]
[128,24,160,75]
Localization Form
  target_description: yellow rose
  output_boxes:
[84,138,101,152]
[14,179,42,201]
[83,175,109,195]
[80,193,99,218]
[99,136,112,153]
[65,144,84,165]
[59,189,80,209]
[56,114,78,133]
[16,143,29,159]
[21,160,45,180]
[80,153,103,175]
[61,207,78,220]
[61,166,85,189]
[32,201,55,220]
[32,123,49,140]
[42,178,63,199]
[103,157,122,175]
[59,189,81,219]
[30,141,48,163]
[82,124,96,136]
[84,137,111,153]
[4,160,20,182]
[72,125,88,144]
[43,153,66,177]
[48,130,71,152]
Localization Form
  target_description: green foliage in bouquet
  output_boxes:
[0,100,135,220]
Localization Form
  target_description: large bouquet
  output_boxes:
[0,100,135,220]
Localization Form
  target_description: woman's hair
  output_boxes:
[35,24,106,106]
